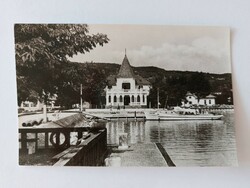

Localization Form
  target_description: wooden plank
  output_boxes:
[155,143,176,167]
[52,146,76,160]
[78,132,101,147]
[18,138,37,142]
[53,158,71,166]
[19,127,94,133]
[53,147,82,166]
[53,134,93,163]
[52,132,91,161]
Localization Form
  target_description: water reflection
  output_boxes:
[106,121,146,145]
[105,112,237,166]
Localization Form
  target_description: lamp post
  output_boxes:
[80,84,83,112]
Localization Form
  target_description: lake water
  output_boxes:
[105,112,238,166]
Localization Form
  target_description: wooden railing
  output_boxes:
[19,127,107,166]
[53,129,107,166]
[19,127,88,151]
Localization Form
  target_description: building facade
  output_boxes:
[104,55,151,108]
[182,92,216,107]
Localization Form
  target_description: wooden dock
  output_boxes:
[109,143,171,167]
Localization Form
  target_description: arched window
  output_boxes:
[108,96,111,103]
[120,96,123,102]
[132,95,134,102]
[114,95,117,102]
[137,95,140,102]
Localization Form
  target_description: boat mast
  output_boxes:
[164,94,168,109]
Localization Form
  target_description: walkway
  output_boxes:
[110,143,169,167]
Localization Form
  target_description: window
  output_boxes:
[132,95,134,102]
[143,95,145,103]
[122,83,131,89]
[120,96,123,102]
[108,96,111,103]
[209,100,211,104]
[114,95,117,102]
[137,95,140,102]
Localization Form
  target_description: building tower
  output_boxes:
[105,54,151,108]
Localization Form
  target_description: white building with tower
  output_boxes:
[104,54,151,108]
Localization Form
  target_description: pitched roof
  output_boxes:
[106,55,151,87]
[186,91,193,96]
[186,92,197,98]
[117,55,135,78]
[206,94,216,98]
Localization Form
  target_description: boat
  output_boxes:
[145,89,223,121]
[144,107,223,121]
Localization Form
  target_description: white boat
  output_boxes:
[144,109,223,121]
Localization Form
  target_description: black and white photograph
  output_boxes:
[16,24,237,167]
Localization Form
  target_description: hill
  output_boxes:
[17,60,233,108]
[66,61,233,108]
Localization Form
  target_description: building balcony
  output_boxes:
[107,89,148,94]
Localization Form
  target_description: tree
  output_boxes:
[15,24,109,106]
[187,72,211,95]
[54,62,107,108]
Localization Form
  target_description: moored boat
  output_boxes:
[144,108,223,121]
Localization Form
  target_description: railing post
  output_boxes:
[65,131,70,147]
[20,132,27,153]
[45,132,49,148]
[35,133,38,150]
[78,131,83,139]
[56,132,60,145]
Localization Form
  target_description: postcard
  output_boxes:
[16,24,237,166]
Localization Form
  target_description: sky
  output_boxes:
[70,24,231,74]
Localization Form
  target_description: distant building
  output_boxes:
[72,101,91,109]
[19,94,59,112]
[20,100,43,111]
[199,94,216,106]
[184,92,199,106]
[105,54,151,108]
[182,92,216,107]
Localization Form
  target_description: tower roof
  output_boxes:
[106,54,151,87]
[117,55,135,78]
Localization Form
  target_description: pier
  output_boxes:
[107,143,174,167]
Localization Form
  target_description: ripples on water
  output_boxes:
[104,112,238,167]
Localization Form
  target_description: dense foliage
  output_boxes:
[15,24,109,106]
[61,62,233,108]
